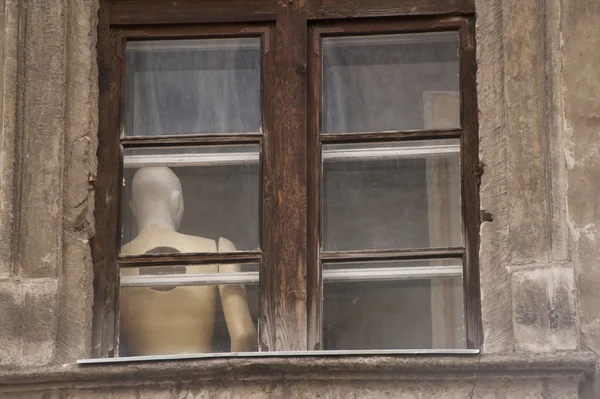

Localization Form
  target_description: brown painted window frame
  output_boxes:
[93,0,480,358]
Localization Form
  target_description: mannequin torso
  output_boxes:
[120,226,219,355]
[119,167,257,356]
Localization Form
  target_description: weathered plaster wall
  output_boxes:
[561,0,600,397]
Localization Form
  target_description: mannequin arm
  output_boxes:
[218,237,258,352]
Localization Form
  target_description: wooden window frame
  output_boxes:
[93,0,480,358]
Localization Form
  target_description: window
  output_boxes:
[93,0,480,358]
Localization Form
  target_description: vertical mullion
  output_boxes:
[307,26,322,350]
[91,20,124,357]
[460,18,482,349]
[262,3,308,351]
[260,24,276,351]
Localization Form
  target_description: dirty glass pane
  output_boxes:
[322,139,462,251]
[119,263,259,356]
[322,32,460,133]
[124,38,261,136]
[120,145,260,253]
[322,259,465,350]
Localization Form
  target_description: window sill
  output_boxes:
[77,349,480,365]
[0,352,595,391]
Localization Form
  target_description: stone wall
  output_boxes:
[0,0,599,396]
[476,0,578,354]
[0,0,98,366]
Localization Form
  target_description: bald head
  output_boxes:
[131,167,184,231]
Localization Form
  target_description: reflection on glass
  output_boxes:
[322,140,462,251]
[124,38,261,136]
[119,263,259,356]
[322,259,465,350]
[322,32,460,133]
[120,145,260,253]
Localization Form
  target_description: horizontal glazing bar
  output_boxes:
[320,129,461,144]
[323,265,462,283]
[123,142,460,168]
[78,348,479,364]
[321,247,465,262]
[120,134,263,148]
[118,251,262,267]
[121,271,259,287]
[119,265,462,288]
[324,143,459,161]
[124,152,257,168]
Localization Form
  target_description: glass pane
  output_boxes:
[120,145,260,253]
[322,259,465,350]
[120,263,259,356]
[322,32,460,133]
[322,140,462,251]
[124,38,261,136]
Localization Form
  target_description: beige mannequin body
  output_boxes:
[120,167,257,355]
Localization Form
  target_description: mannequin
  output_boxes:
[120,166,257,355]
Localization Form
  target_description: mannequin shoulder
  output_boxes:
[218,237,237,252]
[120,241,135,256]
[121,229,217,254]
[177,233,217,252]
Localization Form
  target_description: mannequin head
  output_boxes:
[130,166,184,232]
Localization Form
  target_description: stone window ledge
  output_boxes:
[0,353,595,391]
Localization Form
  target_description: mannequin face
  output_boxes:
[130,166,185,231]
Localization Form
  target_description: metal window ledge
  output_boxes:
[77,348,479,365]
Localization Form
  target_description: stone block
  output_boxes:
[2,379,580,399]
[286,381,474,398]
[20,279,58,365]
[54,0,98,364]
[3,393,60,399]
[55,236,94,363]
[16,0,67,279]
[512,268,550,352]
[0,0,20,278]
[0,279,23,366]
[512,266,578,352]
[473,380,544,399]
[0,279,56,367]
[503,0,550,264]
[543,377,581,399]
[548,267,578,350]
[62,389,140,399]
[475,0,513,354]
